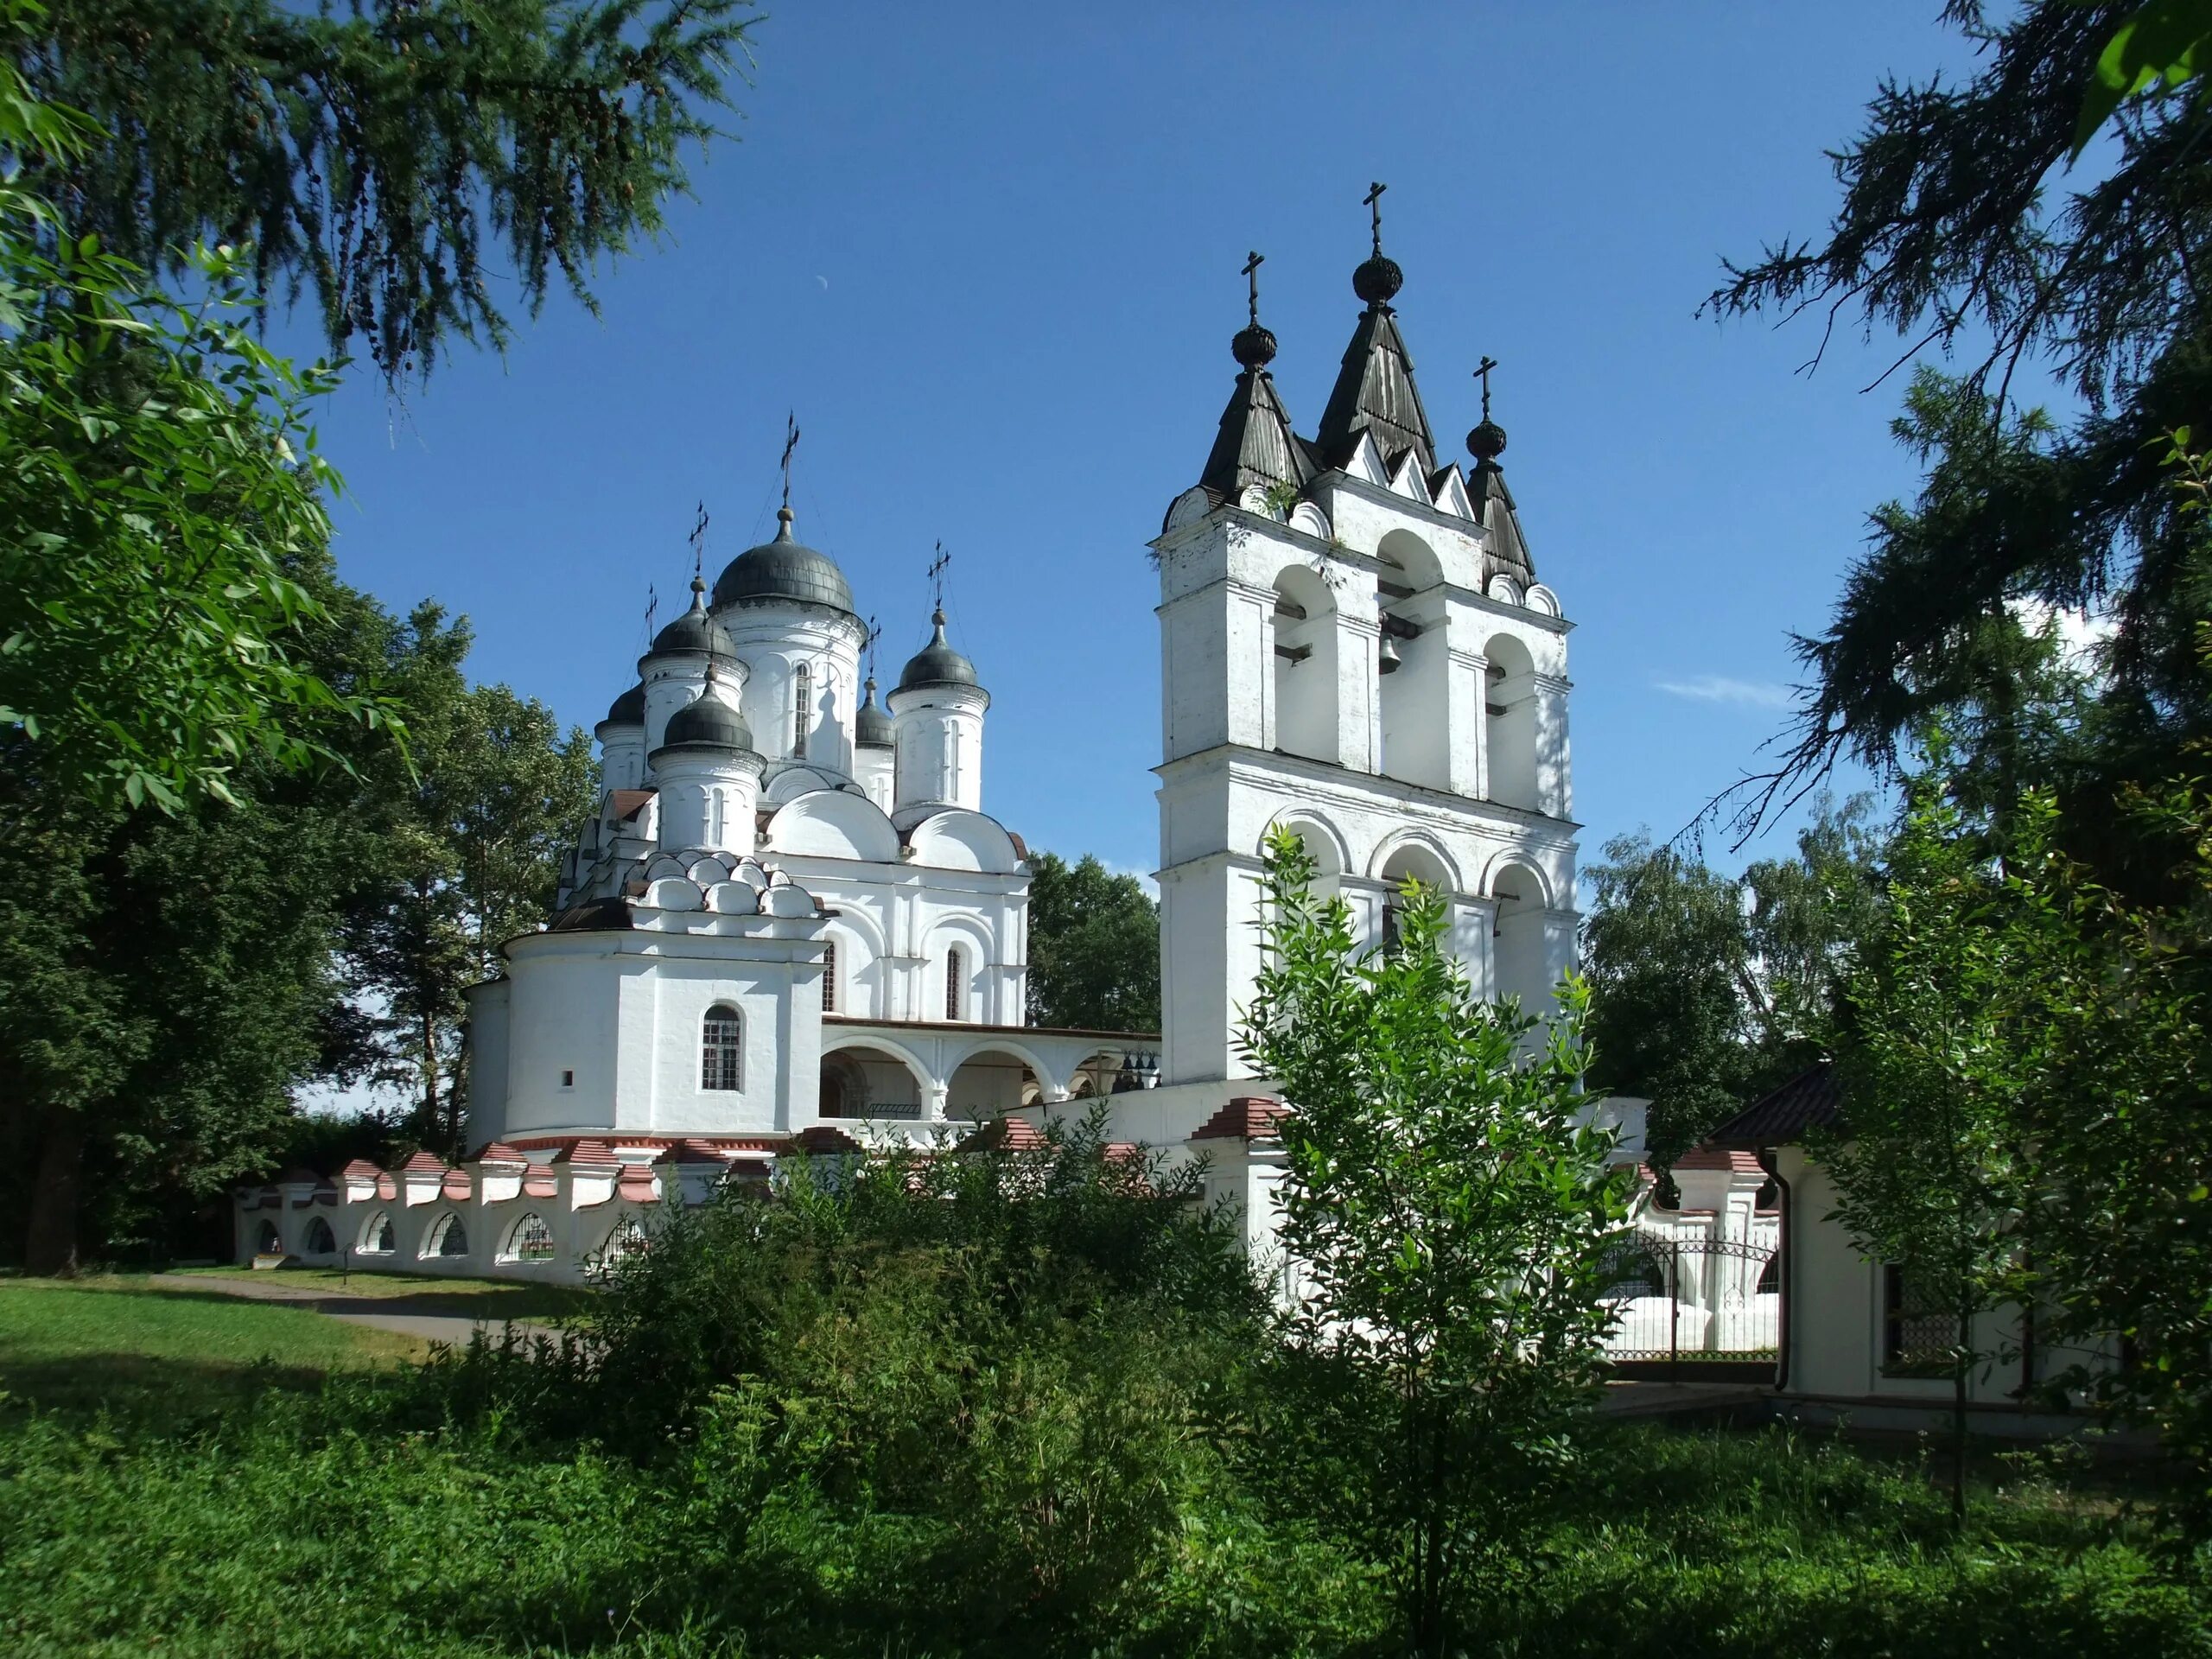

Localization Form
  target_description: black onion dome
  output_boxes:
[658,690,755,753]
[603,682,646,727]
[647,579,737,658]
[855,676,895,747]
[710,506,856,615]
[1353,254,1403,306]
[1467,418,1507,461]
[1231,323,1277,370]
[896,609,980,694]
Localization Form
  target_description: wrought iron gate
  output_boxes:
[1601,1236,1779,1380]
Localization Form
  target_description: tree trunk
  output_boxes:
[24,1108,88,1276]
[419,1007,442,1153]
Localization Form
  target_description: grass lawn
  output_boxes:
[164,1262,595,1321]
[0,1275,423,1421]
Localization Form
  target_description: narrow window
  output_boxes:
[822,940,837,1012]
[950,725,963,799]
[709,786,725,846]
[945,948,964,1020]
[793,662,811,756]
[702,1002,743,1090]
[560,1068,575,1090]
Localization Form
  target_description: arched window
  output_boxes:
[793,662,811,756]
[593,1217,647,1279]
[702,1003,743,1090]
[505,1212,556,1263]
[359,1211,396,1255]
[256,1219,282,1255]
[1756,1251,1781,1295]
[822,940,837,1012]
[303,1216,336,1255]
[424,1213,468,1258]
[944,947,965,1020]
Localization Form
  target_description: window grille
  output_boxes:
[702,1004,743,1090]
[822,941,837,1012]
[362,1211,396,1254]
[427,1213,468,1257]
[1882,1263,1952,1376]
[793,663,811,755]
[508,1212,556,1263]
[945,949,963,1020]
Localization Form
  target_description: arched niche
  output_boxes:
[1489,858,1554,1015]
[1265,810,1350,896]
[820,1040,930,1121]
[944,1046,1045,1122]
[1375,528,1445,593]
[1269,563,1338,765]
[763,790,901,864]
[1373,835,1459,952]
[1483,632,1541,811]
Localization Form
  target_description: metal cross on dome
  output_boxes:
[864,613,881,680]
[688,499,709,581]
[1474,355,1498,422]
[1364,180,1387,255]
[928,541,951,613]
[1242,249,1263,327]
[779,413,800,512]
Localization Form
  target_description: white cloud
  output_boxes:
[1652,674,1796,711]
[2010,597,2116,677]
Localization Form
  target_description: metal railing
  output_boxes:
[1601,1235,1779,1378]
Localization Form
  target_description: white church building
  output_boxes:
[236,213,1603,1284]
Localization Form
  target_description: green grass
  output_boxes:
[164,1263,595,1321]
[0,1276,423,1420]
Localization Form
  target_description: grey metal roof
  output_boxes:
[897,609,981,694]
[1198,364,1315,501]
[855,677,895,747]
[658,691,756,753]
[711,506,855,615]
[646,581,738,658]
[1703,1063,1841,1147]
[604,682,645,727]
[1314,300,1437,478]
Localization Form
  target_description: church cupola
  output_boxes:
[852,672,895,810]
[1198,250,1315,504]
[888,607,989,815]
[639,576,747,753]
[710,505,856,617]
[646,668,764,855]
[1465,370,1535,589]
[595,681,648,793]
[1313,182,1437,476]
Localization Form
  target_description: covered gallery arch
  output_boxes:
[819,1039,931,1121]
[943,1041,1050,1124]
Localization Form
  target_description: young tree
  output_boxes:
[1024,851,1160,1033]
[1239,827,1628,1654]
[1817,760,2037,1526]
[16,0,758,383]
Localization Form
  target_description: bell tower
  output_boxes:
[1153,199,1580,1089]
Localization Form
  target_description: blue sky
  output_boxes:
[282,1,1986,884]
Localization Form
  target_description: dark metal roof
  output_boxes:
[604,682,645,727]
[647,581,738,658]
[855,677,895,747]
[657,689,755,753]
[897,609,981,694]
[711,506,855,615]
[1314,300,1436,477]
[1198,364,1316,501]
[1703,1063,1841,1147]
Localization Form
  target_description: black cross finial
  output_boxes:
[779,412,801,512]
[1364,181,1387,256]
[864,613,881,679]
[688,500,710,581]
[645,581,658,639]
[927,541,951,614]
[1242,249,1264,327]
[1473,355,1498,421]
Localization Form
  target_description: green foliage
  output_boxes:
[1239,826,1629,1652]
[2075,0,2212,156]
[1023,851,1160,1033]
[1709,6,2212,866]
[0,29,394,817]
[16,0,759,382]
[1816,751,2039,1522]
[1580,798,1879,1162]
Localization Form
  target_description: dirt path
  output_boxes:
[147,1273,562,1351]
